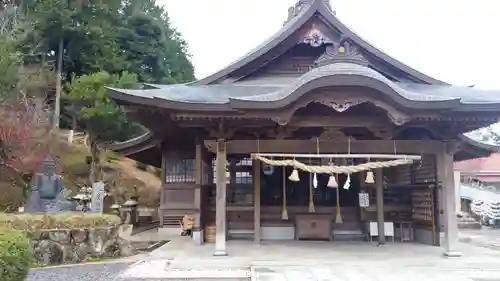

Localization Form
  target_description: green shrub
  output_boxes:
[106,154,121,163]
[135,162,148,171]
[0,213,121,232]
[153,168,161,178]
[0,228,32,281]
[85,155,93,165]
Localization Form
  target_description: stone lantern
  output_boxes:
[122,198,139,224]
[72,185,92,212]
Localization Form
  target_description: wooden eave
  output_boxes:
[191,0,446,86]
[108,71,500,114]
[109,132,499,166]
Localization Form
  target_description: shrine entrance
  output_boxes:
[220,148,422,243]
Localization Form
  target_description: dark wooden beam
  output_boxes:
[204,139,445,154]
[177,115,389,128]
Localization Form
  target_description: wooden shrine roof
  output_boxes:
[107,0,500,165]
[109,63,500,111]
[192,0,445,86]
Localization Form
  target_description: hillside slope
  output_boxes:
[0,133,160,212]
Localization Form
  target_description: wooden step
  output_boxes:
[163,215,183,227]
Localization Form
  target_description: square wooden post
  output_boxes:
[159,146,167,228]
[214,139,228,256]
[193,143,203,244]
[253,160,261,243]
[454,171,461,214]
[375,168,386,245]
[437,142,462,257]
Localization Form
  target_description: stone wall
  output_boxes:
[29,226,135,265]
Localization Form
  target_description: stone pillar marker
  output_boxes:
[213,139,228,256]
[375,168,386,245]
[438,142,462,257]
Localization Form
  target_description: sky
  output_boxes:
[159,0,500,90]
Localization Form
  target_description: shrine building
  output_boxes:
[108,0,500,257]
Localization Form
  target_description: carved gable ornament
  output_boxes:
[299,24,368,67]
[302,24,334,47]
[314,39,369,67]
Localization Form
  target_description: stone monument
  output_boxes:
[24,155,76,213]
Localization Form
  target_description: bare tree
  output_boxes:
[0,96,51,174]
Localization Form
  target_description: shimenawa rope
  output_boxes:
[253,155,413,175]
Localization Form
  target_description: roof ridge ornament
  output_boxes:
[284,0,335,26]
[314,39,369,67]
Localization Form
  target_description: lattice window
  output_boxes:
[235,158,253,184]
[165,159,195,183]
[235,171,253,184]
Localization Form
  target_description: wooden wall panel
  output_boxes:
[239,46,321,80]
[388,165,412,186]
[160,183,196,210]
[259,206,358,226]
[228,210,254,230]
[257,55,317,76]
[386,155,436,186]
[411,154,437,184]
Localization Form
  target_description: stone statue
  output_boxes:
[24,156,76,213]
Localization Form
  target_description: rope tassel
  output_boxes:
[281,167,288,220]
[308,172,315,212]
[335,181,343,223]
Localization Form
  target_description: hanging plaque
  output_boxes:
[359,192,370,208]
[262,163,274,175]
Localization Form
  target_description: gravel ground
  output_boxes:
[460,228,500,250]
[26,262,133,281]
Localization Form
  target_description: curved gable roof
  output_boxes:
[192,0,447,86]
[108,63,500,111]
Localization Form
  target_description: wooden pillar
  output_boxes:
[159,146,167,227]
[454,171,461,214]
[375,168,386,245]
[359,171,365,221]
[193,143,203,244]
[253,160,261,243]
[214,139,228,256]
[437,142,462,257]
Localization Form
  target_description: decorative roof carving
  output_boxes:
[267,93,411,127]
[285,1,312,25]
[302,24,334,47]
[314,39,369,67]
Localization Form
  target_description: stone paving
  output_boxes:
[252,265,478,281]
[460,228,500,251]
[111,239,500,281]
[114,259,250,281]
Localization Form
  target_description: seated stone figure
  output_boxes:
[181,214,194,237]
[24,156,76,213]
